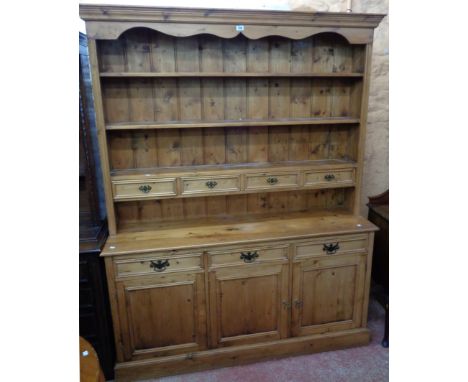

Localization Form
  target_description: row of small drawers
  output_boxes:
[113,234,368,278]
[112,168,355,201]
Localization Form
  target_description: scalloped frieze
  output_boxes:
[85,21,373,44]
[242,25,372,43]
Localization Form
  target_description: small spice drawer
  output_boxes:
[295,234,368,259]
[304,169,354,188]
[181,175,240,196]
[115,253,203,278]
[208,245,288,268]
[112,178,177,201]
[245,172,299,191]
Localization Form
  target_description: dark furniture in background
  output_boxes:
[79,32,115,380]
[367,189,389,347]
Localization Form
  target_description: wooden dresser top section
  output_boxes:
[79,4,385,43]
[102,212,377,256]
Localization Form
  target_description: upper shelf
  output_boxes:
[100,72,364,78]
[106,117,360,131]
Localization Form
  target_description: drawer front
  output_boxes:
[113,178,176,200]
[245,172,299,191]
[304,169,354,187]
[295,234,368,259]
[209,245,288,267]
[181,175,240,196]
[115,254,202,277]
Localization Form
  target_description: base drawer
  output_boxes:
[208,245,288,267]
[295,234,368,259]
[115,253,203,278]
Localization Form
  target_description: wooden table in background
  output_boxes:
[80,337,105,382]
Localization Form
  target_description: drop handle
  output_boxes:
[266,176,279,185]
[150,259,170,272]
[205,180,218,189]
[324,174,336,181]
[294,300,303,309]
[139,185,152,193]
[323,242,340,255]
[240,251,259,263]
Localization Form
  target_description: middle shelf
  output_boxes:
[100,72,365,78]
[106,117,360,131]
[111,159,357,202]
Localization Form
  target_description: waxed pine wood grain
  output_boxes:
[115,271,207,361]
[114,188,353,227]
[302,265,356,325]
[219,275,278,337]
[209,262,289,347]
[127,284,195,348]
[98,33,363,126]
[291,253,366,337]
[82,6,384,379]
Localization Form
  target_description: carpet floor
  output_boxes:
[139,298,389,382]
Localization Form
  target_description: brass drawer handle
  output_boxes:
[266,176,279,185]
[240,251,259,263]
[324,174,336,181]
[139,185,152,193]
[323,242,340,255]
[150,259,170,272]
[205,180,218,189]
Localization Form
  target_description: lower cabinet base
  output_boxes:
[115,328,371,381]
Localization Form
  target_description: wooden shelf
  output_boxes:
[110,159,357,179]
[106,117,360,131]
[103,210,377,254]
[100,72,364,78]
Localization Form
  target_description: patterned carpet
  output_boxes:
[141,298,389,382]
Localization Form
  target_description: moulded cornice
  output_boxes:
[80,4,385,27]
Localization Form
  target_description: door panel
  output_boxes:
[219,274,278,338]
[292,254,366,336]
[209,263,289,347]
[126,283,195,349]
[301,265,356,325]
[116,272,206,360]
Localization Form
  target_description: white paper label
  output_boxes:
[236,25,245,31]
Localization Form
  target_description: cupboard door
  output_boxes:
[209,263,289,347]
[291,254,366,336]
[115,271,207,361]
